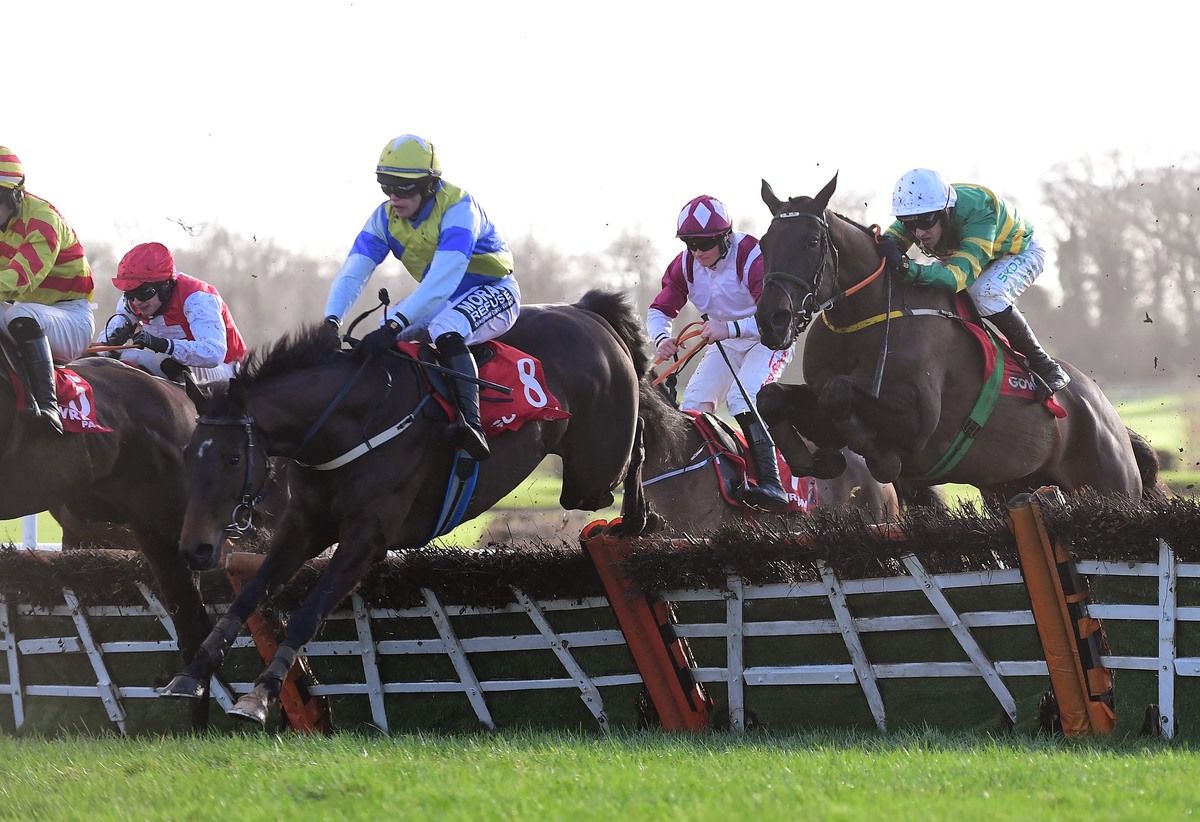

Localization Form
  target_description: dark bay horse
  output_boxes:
[638,382,899,529]
[0,347,219,725]
[161,290,655,725]
[752,174,1157,502]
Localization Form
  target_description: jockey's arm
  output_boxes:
[168,290,228,368]
[102,296,140,343]
[647,255,689,349]
[885,217,996,294]
[387,199,478,330]
[323,207,391,323]
[0,211,61,297]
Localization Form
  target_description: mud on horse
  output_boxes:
[752,174,1159,502]
[160,289,659,725]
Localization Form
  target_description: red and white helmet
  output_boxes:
[676,195,732,238]
[113,242,177,290]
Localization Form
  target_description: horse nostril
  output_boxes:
[183,542,218,572]
[770,309,791,332]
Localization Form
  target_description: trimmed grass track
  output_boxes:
[0,729,1195,819]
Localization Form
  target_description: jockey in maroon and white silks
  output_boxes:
[647,195,795,512]
[648,231,793,418]
[105,242,246,384]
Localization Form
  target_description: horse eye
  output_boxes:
[806,237,820,249]
[228,454,242,466]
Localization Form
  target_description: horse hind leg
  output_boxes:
[608,417,661,536]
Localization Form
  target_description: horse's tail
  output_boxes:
[637,379,691,465]
[1128,427,1169,499]
[575,289,651,378]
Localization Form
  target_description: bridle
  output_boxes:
[762,210,888,334]
[762,210,840,334]
[195,415,271,538]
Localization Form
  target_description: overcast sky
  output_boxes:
[10,0,1195,278]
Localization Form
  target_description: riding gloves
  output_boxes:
[133,329,172,354]
[876,236,910,277]
[105,321,136,346]
[355,318,404,359]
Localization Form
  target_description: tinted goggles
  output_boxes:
[682,235,721,252]
[898,211,942,232]
[123,283,160,302]
[381,181,422,198]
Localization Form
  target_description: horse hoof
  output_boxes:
[228,695,270,726]
[159,674,206,699]
[866,453,902,484]
[812,449,847,480]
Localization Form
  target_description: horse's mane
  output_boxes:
[638,380,694,466]
[574,289,651,378]
[236,324,347,388]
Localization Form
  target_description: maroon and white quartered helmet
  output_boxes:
[676,195,732,238]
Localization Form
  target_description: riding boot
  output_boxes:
[435,332,490,461]
[986,306,1070,399]
[734,412,791,512]
[8,318,63,436]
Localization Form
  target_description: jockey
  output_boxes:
[324,134,519,461]
[104,242,246,384]
[647,195,794,512]
[877,168,1070,397]
[0,147,96,436]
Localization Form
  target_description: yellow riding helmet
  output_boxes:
[376,134,442,180]
[0,147,25,190]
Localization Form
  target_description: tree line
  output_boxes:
[84,154,1199,392]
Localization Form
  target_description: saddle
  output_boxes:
[0,331,112,434]
[952,295,1066,418]
[686,411,817,514]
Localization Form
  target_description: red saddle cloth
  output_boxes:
[395,340,571,435]
[954,295,1067,419]
[9,368,113,433]
[687,411,818,514]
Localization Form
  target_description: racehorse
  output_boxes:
[752,174,1158,502]
[638,381,899,529]
[160,290,656,725]
[0,341,219,726]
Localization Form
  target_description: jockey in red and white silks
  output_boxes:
[648,231,793,417]
[105,243,246,384]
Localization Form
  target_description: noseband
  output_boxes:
[762,211,840,334]
[196,415,272,538]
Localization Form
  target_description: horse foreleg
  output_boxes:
[230,528,388,727]
[757,383,846,479]
[160,534,315,701]
[819,377,903,484]
[134,528,215,729]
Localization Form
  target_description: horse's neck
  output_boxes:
[825,215,953,324]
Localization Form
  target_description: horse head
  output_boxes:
[756,173,840,349]
[179,378,272,571]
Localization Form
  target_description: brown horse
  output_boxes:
[160,290,656,725]
[0,339,220,726]
[752,174,1157,501]
[638,381,899,529]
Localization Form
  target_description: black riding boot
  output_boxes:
[9,318,63,436]
[735,412,790,512]
[436,332,490,461]
[986,306,1070,399]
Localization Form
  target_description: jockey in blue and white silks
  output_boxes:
[324,134,519,461]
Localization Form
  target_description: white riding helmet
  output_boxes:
[892,168,957,216]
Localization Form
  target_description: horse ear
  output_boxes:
[228,377,248,416]
[761,179,784,215]
[814,172,839,211]
[184,375,209,413]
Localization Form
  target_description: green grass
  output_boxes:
[0,510,62,546]
[0,729,1195,819]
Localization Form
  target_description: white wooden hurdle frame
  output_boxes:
[0,540,1193,738]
